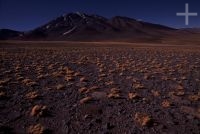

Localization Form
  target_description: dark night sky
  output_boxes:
[0,0,200,31]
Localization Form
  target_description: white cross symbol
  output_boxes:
[176,3,198,25]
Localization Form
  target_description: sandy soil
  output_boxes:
[0,42,200,134]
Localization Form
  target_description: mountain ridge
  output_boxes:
[0,12,200,43]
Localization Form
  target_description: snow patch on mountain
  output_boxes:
[46,25,50,29]
[76,12,86,19]
[63,27,76,35]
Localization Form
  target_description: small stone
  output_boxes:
[65,76,74,82]
[80,96,93,104]
[176,85,184,90]
[56,84,65,90]
[78,87,88,93]
[26,91,38,99]
[128,92,139,100]
[134,112,152,126]
[151,90,160,97]
[188,95,199,101]
[175,91,185,96]
[134,83,145,89]
[110,88,120,94]
[161,100,171,108]
[28,124,45,134]
[80,77,87,82]
[107,93,120,99]
[30,105,47,117]
[107,88,121,99]
[0,91,6,99]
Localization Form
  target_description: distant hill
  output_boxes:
[0,29,22,40]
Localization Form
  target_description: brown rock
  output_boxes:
[56,84,65,90]
[175,91,185,96]
[134,83,145,89]
[26,91,39,99]
[151,90,160,97]
[65,76,74,82]
[107,93,120,99]
[80,77,87,82]
[0,91,6,99]
[110,88,120,94]
[188,95,200,101]
[28,124,45,134]
[30,105,47,117]
[134,112,152,126]
[162,100,171,108]
[176,85,184,90]
[128,92,139,100]
[78,87,88,93]
[80,96,93,104]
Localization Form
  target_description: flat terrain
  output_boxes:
[0,42,200,134]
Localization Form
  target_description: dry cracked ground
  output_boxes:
[0,43,200,134]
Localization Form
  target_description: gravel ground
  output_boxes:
[0,44,200,134]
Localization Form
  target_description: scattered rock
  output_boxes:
[105,81,114,86]
[0,91,6,99]
[107,88,121,99]
[74,72,82,76]
[65,67,74,75]
[99,73,107,77]
[107,93,120,99]
[27,82,38,87]
[134,112,152,127]
[175,91,185,96]
[1,44,200,133]
[56,84,65,90]
[151,90,160,97]
[134,83,145,89]
[80,96,93,104]
[176,85,184,90]
[52,71,63,77]
[110,88,120,94]
[80,77,87,82]
[162,100,171,108]
[144,74,150,80]
[128,92,139,100]
[65,76,74,82]
[181,76,187,80]
[26,91,39,99]
[27,124,45,134]
[37,74,46,79]
[22,79,37,87]
[0,78,11,85]
[88,86,99,92]
[188,94,200,101]
[30,105,47,117]
[78,87,88,93]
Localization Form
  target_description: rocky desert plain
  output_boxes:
[0,41,200,134]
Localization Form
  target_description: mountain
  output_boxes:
[22,12,176,42]
[0,29,22,40]
[181,28,200,33]
[0,12,200,43]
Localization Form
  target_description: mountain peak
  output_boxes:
[75,12,87,19]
